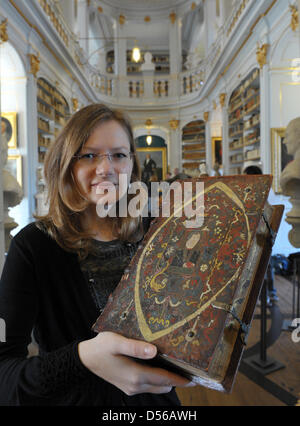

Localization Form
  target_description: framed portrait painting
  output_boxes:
[212,137,222,166]
[1,112,17,149]
[7,155,22,187]
[136,147,167,184]
[271,128,293,194]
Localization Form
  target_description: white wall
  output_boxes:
[0,42,28,238]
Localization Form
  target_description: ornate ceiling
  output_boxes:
[91,0,203,54]
[99,0,197,16]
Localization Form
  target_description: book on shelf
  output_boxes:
[183,143,205,151]
[92,175,283,393]
[245,148,260,160]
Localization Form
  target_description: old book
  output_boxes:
[92,175,283,392]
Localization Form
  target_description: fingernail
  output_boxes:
[144,345,155,356]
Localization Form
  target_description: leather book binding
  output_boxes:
[92,175,283,392]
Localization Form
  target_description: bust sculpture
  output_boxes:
[280,117,300,248]
[141,52,155,72]
[1,119,23,251]
[213,162,221,177]
[280,117,300,195]
[199,162,208,177]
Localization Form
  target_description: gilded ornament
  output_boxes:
[28,53,40,77]
[0,18,8,43]
[219,93,226,108]
[144,16,151,23]
[72,98,78,111]
[203,112,209,122]
[169,12,176,24]
[256,43,269,69]
[290,5,299,32]
[119,14,125,25]
[145,119,152,127]
[98,7,103,13]
[169,119,179,130]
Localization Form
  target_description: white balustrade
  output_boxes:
[37,0,75,51]
[87,66,207,101]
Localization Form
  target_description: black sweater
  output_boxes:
[0,222,180,406]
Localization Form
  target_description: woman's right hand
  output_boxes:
[78,331,194,395]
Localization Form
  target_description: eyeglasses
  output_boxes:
[73,152,135,166]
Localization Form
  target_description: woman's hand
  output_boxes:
[78,331,195,395]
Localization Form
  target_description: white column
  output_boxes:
[114,21,127,76]
[77,0,89,53]
[169,16,182,96]
[203,0,217,51]
[26,74,39,218]
[219,0,226,25]
[169,17,182,74]
[260,64,271,173]
[169,127,182,172]
[222,107,229,175]
[114,20,127,97]
[205,117,212,175]
[59,0,75,32]
[220,0,232,23]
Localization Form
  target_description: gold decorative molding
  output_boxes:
[145,119,153,127]
[290,5,299,32]
[203,112,209,122]
[219,93,226,108]
[256,43,269,69]
[227,0,250,37]
[37,0,69,46]
[213,100,217,110]
[119,14,125,25]
[144,16,151,23]
[169,119,179,130]
[97,6,103,13]
[28,53,40,77]
[0,18,8,43]
[72,98,78,111]
[191,2,196,10]
[169,12,176,24]
[197,0,277,106]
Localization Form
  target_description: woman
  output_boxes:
[0,104,192,406]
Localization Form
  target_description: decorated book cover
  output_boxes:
[92,175,283,392]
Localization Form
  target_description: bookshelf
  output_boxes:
[182,120,206,171]
[106,51,186,74]
[228,68,260,174]
[37,77,69,163]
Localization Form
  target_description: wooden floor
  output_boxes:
[176,275,300,406]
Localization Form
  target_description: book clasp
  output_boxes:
[262,212,276,246]
[212,302,250,345]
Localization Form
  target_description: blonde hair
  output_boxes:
[36,104,143,257]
